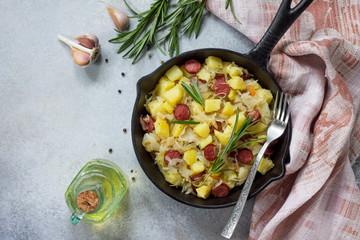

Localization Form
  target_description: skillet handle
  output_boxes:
[248,0,314,69]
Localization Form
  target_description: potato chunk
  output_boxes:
[184,149,197,165]
[190,161,206,174]
[196,185,211,199]
[227,89,237,101]
[163,84,183,106]
[205,56,223,69]
[256,88,273,104]
[171,124,185,137]
[156,77,175,98]
[154,119,170,138]
[227,76,247,90]
[193,123,210,138]
[248,122,267,133]
[199,135,212,149]
[258,158,275,175]
[166,65,183,81]
[164,170,182,185]
[228,112,246,132]
[196,68,211,81]
[222,102,235,115]
[214,125,232,146]
[205,99,221,113]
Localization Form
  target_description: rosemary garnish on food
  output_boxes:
[180,77,204,106]
[170,120,200,124]
[199,109,258,186]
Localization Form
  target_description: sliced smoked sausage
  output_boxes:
[164,150,182,165]
[174,104,190,120]
[212,183,230,198]
[185,59,201,74]
[237,148,253,164]
[190,171,205,181]
[140,115,155,132]
[213,80,230,98]
[204,144,218,161]
[247,110,261,123]
[215,73,226,81]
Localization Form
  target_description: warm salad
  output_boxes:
[140,56,276,199]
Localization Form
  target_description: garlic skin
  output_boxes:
[72,48,91,66]
[103,2,129,31]
[57,34,101,67]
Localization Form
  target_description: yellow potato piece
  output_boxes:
[193,123,210,138]
[205,56,223,69]
[156,76,175,98]
[154,119,170,139]
[163,84,183,106]
[222,102,235,115]
[166,65,183,81]
[228,112,246,132]
[164,170,182,185]
[205,99,221,113]
[258,158,275,175]
[171,124,185,137]
[196,185,211,199]
[227,76,247,90]
[199,135,213,149]
[190,161,206,174]
[184,149,197,165]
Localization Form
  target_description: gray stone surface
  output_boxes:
[0,1,254,240]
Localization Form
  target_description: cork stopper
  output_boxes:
[76,190,99,213]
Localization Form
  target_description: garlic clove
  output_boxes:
[72,48,90,66]
[102,2,129,31]
[58,34,101,67]
[75,37,95,49]
[75,34,99,48]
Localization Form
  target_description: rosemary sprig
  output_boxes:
[182,0,207,38]
[199,109,258,186]
[180,77,204,106]
[170,120,200,124]
[109,0,208,63]
[225,0,241,24]
[109,0,170,64]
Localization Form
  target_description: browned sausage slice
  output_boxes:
[241,73,249,80]
[240,133,251,141]
[265,140,278,155]
[215,73,226,81]
[247,110,261,123]
[164,150,182,165]
[213,80,230,98]
[174,104,190,120]
[140,115,155,132]
[190,76,206,84]
[216,121,223,132]
[212,183,230,198]
[185,59,201,74]
[204,144,218,161]
[190,171,205,181]
[237,148,253,164]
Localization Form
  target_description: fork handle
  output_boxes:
[221,141,271,239]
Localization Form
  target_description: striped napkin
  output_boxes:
[206,0,360,239]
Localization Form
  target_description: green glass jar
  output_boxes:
[65,159,128,224]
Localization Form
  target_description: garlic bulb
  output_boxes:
[102,2,129,31]
[57,34,101,67]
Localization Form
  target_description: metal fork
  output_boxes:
[221,91,291,239]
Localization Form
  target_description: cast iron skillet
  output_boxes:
[132,0,313,208]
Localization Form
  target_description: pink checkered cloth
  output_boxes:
[206,0,360,239]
